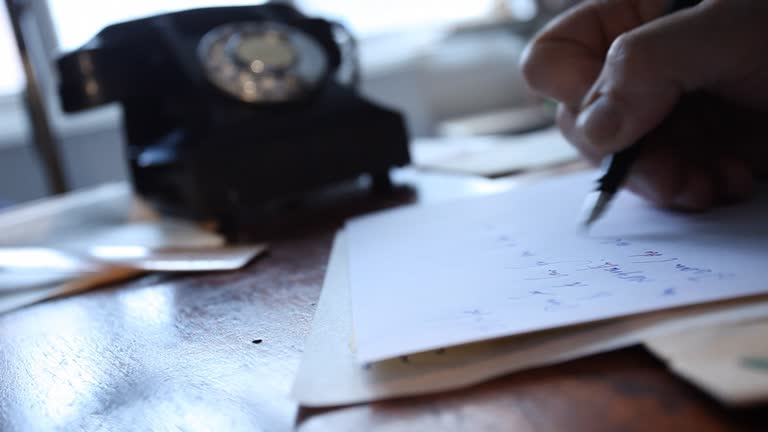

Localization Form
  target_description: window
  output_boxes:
[0,5,27,150]
[48,0,269,51]
[0,5,24,95]
[300,0,496,37]
[48,1,497,51]
[0,6,51,201]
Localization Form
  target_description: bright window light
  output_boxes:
[49,0,496,51]
[300,0,496,36]
[48,1,269,51]
[0,6,24,94]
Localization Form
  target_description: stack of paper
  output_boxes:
[412,128,580,177]
[293,172,768,406]
[646,319,768,406]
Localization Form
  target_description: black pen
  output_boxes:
[580,0,703,228]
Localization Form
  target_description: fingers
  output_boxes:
[575,1,760,154]
[624,144,687,207]
[557,98,756,210]
[627,153,754,211]
[524,0,766,211]
[628,150,717,211]
[715,158,753,204]
[559,100,702,209]
[520,0,668,109]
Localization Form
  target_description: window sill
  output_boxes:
[0,93,122,151]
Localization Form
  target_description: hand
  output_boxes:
[520,0,768,210]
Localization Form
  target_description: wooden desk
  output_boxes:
[0,170,764,431]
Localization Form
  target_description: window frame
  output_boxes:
[0,0,66,149]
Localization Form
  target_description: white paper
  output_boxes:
[291,232,768,407]
[0,270,76,292]
[347,172,768,363]
[645,319,768,406]
[0,183,246,312]
[0,267,144,314]
[412,128,580,177]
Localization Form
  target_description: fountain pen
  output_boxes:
[581,0,703,228]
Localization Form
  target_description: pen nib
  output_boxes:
[581,191,614,229]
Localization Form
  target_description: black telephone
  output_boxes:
[57,3,410,228]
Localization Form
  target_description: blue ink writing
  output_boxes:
[630,251,662,257]
[605,266,650,283]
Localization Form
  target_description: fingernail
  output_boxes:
[672,188,701,210]
[576,96,623,147]
[628,175,664,205]
[672,173,713,211]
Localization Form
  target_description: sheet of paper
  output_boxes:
[0,182,222,249]
[645,319,768,406]
[347,172,768,363]
[0,244,266,273]
[0,222,235,295]
[412,128,580,177]
[0,270,75,292]
[0,244,266,314]
[0,183,266,311]
[291,232,768,407]
[0,266,144,314]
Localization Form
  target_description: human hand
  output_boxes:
[520,0,768,210]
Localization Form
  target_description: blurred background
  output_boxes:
[0,0,577,206]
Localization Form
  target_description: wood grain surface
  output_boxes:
[0,169,765,431]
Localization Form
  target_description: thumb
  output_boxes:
[575,1,753,153]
